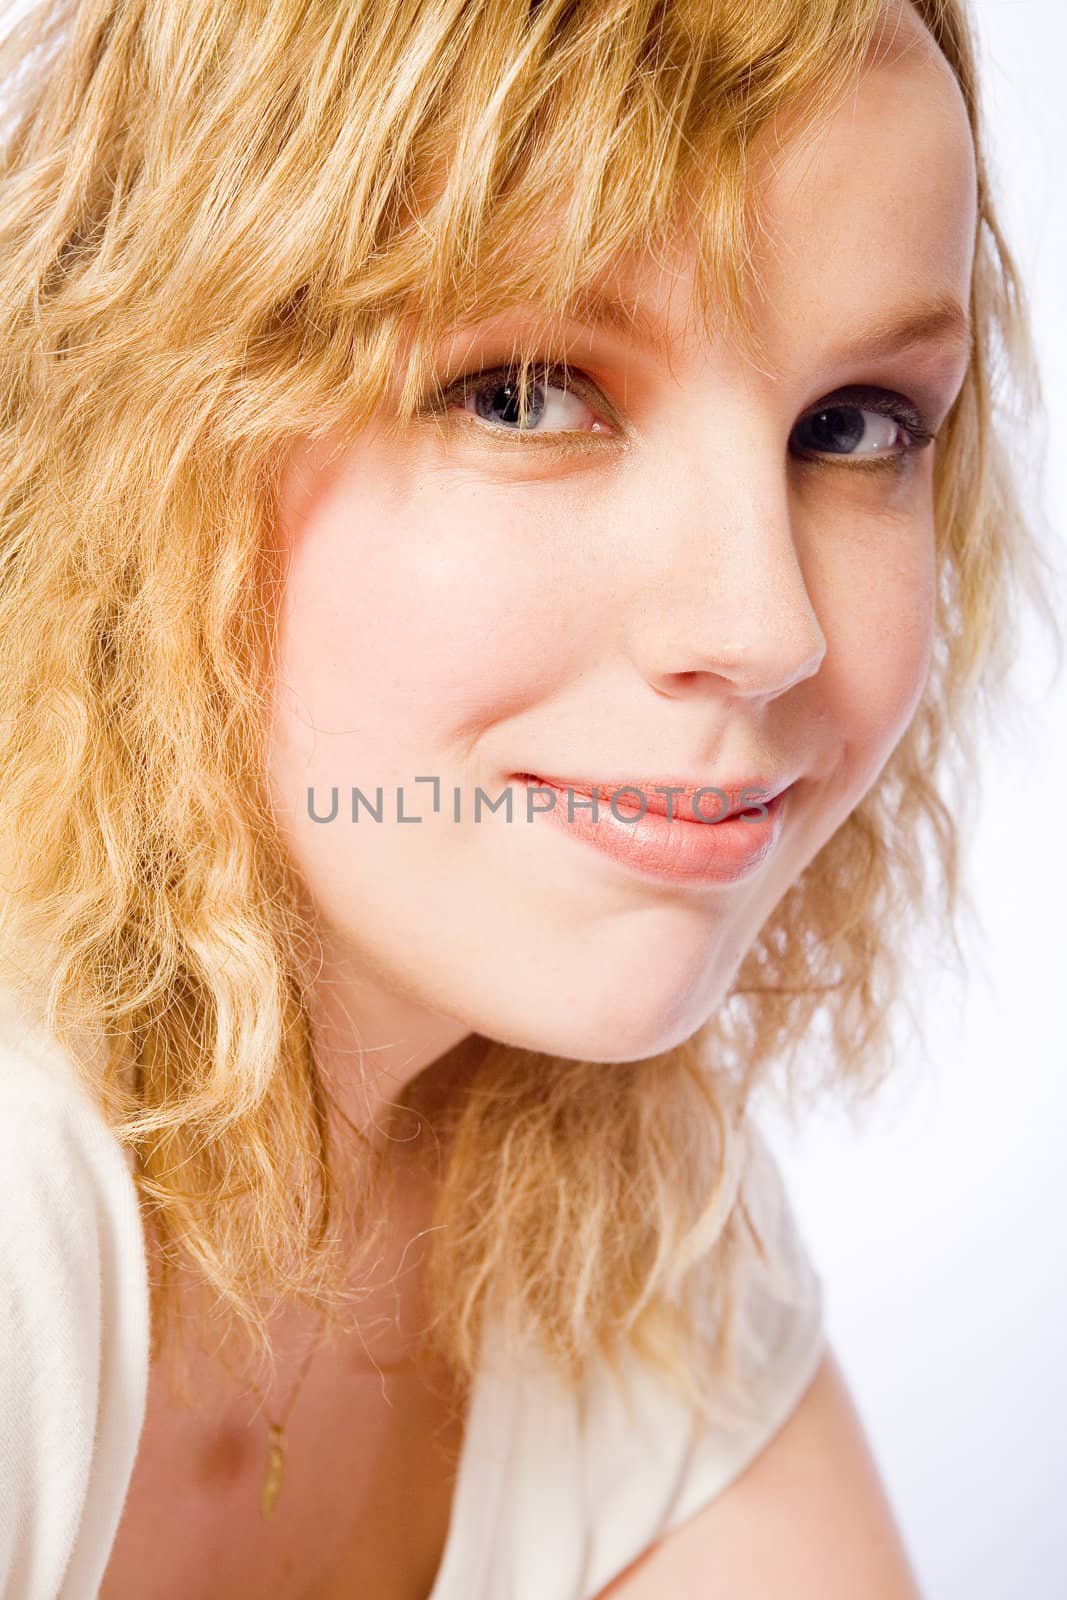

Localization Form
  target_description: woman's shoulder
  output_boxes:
[0,982,151,1600]
[453,1114,826,1600]
[667,1115,828,1504]
[584,1115,827,1588]
[0,982,148,1261]
[587,1129,921,1598]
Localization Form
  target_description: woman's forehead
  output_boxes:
[744,18,977,338]
[450,46,976,383]
[381,0,975,417]
[650,22,973,329]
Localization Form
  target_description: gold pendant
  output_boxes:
[260,1423,286,1518]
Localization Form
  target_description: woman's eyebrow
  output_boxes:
[555,285,973,365]
[825,292,974,365]
[444,287,672,356]
[561,284,667,345]
[438,287,973,370]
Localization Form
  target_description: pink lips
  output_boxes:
[514,774,793,885]
[523,776,787,821]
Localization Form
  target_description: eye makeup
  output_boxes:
[416,355,940,476]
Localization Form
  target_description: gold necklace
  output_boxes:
[242,1098,439,1518]
[248,1320,328,1519]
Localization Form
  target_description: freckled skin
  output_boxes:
[265,3,977,1118]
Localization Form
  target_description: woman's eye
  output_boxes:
[789,391,935,464]
[437,362,613,438]
[427,364,935,469]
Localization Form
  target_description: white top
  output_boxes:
[0,984,827,1600]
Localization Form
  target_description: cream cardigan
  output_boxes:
[0,985,826,1600]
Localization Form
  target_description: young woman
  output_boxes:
[0,0,1058,1595]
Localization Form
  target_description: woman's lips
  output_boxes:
[514,774,792,885]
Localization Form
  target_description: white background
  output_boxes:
[762,5,1067,1596]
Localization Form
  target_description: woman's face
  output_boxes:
[266,3,976,1074]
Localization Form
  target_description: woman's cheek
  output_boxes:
[814,502,937,769]
[363,475,593,728]
[279,505,588,780]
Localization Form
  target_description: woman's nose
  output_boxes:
[621,449,827,702]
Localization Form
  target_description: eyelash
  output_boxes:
[421,359,937,475]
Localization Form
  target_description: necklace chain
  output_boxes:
[247,1319,329,1519]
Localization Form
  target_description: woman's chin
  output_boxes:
[483,1003,707,1067]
